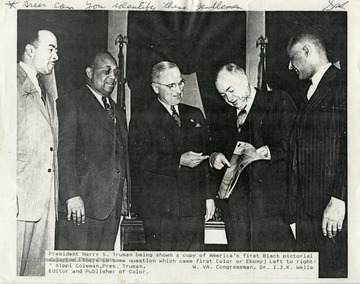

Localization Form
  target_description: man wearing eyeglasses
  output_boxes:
[129,61,216,250]
[56,51,129,250]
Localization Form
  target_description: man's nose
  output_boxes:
[173,83,182,93]
[52,50,59,61]
[288,61,293,70]
[225,93,234,102]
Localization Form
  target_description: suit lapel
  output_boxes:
[304,65,337,115]
[82,88,116,136]
[18,64,51,123]
[155,101,181,146]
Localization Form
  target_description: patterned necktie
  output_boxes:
[170,105,181,127]
[236,105,247,133]
[36,73,46,105]
[102,96,116,123]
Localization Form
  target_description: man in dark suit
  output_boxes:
[129,61,216,251]
[56,51,129,250]
[286,30,347,278]
[209,63,296,251]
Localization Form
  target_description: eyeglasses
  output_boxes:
[90,66,120,77]
[153,79,186,91]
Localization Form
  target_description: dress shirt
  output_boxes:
[86,84,109,108]
[307,62,332,100]
[158,99,180,115]
[236,85,257,118]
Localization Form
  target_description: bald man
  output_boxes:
[286,29,347,278]
[17,29,59,276]
[56,52,129,250]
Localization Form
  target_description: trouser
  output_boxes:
[295,198,347,278]
[142,216,204,251]
[225,215,292,251]
[56,209,120,250]
[17,196,55,276]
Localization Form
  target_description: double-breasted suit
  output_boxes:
[214,89,296,251]
[129,100,214,250]
[56,86,129,250]
[287,65,347,277]
[17,63,58,276]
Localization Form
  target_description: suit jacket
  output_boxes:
[213,90,297,222]
[17,64,59,222]
[129,100,215,218]
[287,65,347,219]
[57,86,129,220]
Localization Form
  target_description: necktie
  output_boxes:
[102,96,116,123]
[36,74,46,105]
[170,105,181,127]
[236,105,247,133]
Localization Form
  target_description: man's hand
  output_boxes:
[205,199,216,221]
[322,197,345,238]
[209,152,231,170]
[180,151,209,168]
[66,196,85,225]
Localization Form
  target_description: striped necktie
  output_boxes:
[102,96,116,123]
[170,105,181,127]
[236,105,247,133]
[36,73,46,105]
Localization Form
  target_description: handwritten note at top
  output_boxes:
[4,0,349,12]
[323,0,349,11]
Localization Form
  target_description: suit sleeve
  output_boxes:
[328,79,347,201]
[129,113,181,178]
[57,93,82,203]
[266,91,297,164]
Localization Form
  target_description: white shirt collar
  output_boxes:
[86,84,108,108]
[158,99,179,115]
[307,62,332,100]
[19,61,41,94]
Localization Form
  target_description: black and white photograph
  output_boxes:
[1,0,359,283]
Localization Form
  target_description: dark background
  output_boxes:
[17,10,109,98]
[266,11,347,107]
[17,10,347,114]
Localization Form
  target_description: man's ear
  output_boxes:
[85,67,93,79]
[151,83,159,94]
[303,44,311,57]
[24,44,35,57]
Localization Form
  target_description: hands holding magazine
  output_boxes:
[210,141,271,199]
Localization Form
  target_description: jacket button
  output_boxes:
[258,178,263,183]
[48,169,52,172]
[116,169,120,173]
[50,147,53,151]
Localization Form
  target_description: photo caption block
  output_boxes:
[45,251,318,281]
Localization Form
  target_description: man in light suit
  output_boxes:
[286,29,347,278]
[209,63,296,251]
[56,52,129,250]
[17,29,59,276]
[129,61,216,251]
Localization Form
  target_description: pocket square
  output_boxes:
[195,123,201,128]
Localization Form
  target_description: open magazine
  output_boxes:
[218,141,271,199]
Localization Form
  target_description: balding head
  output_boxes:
[215,63,250,110]
[85,52,119,96]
